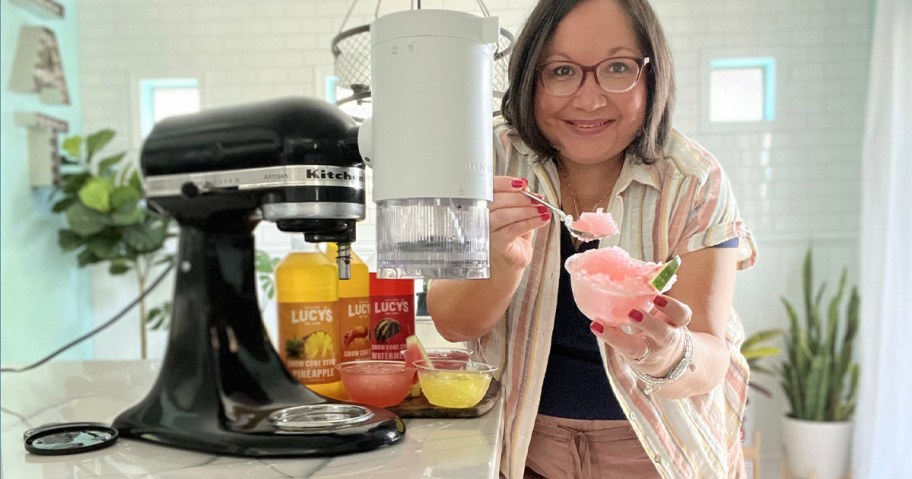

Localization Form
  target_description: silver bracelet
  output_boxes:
[631,327,695,395]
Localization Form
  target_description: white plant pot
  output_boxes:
[782,416,852,479]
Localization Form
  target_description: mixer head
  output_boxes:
[141,97,364,245]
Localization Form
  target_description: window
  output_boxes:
[709,58,776,123]
[139,78,200,138]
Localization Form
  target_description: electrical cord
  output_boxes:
[0,261,176,374]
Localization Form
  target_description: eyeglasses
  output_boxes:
[537,56,650,97]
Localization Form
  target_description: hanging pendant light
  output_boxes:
[330,0,514,121]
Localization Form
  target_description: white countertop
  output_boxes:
[1,360,503,478]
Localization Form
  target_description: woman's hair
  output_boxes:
[501,0,675,164]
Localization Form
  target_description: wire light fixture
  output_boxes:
[330,0,514,121]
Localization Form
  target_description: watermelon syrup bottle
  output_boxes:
[325,243,371,363]
[275,237,345,400]
[369,273,415,361]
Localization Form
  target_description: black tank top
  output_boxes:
[537,223,626,420]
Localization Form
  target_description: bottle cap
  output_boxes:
[23,422,119,455]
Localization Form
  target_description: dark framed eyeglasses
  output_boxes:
[537,56,651,97]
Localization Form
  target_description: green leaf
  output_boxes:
[111,185,141,205]
[85,129,115,163]
[146,302,172,330]
[87,236,123,260]
[742,328,783,350]
[802,248,813,324]
[62,135,83,158]
[256,250,279,273]
[122,221,168,253]
[52,197,77,213]
[59,172,92,195]
[96,152,126,177]
[749,364,776,376]
[78,177,115,213]
[65,203,109,236]
[77,248,101,267]
[109,187,145,225]
[743,345,781,361]
[826,270,847,356]
[111,205,145,226]
[108,260,132,275]
[128,170,143,192]
[58,229,86,251]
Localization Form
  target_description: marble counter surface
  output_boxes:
[1,360,503,478]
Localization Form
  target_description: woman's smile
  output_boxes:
[564,118,614,134]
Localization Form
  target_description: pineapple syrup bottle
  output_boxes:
[275,236,345,400]
[324,243,371,363]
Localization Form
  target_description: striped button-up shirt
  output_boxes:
[478,119,758,479]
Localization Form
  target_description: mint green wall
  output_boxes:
[1,1,93,363]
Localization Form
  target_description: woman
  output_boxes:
[428,0,757,478]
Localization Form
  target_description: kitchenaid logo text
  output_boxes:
[373,299,410,314]
[261,167,365,184]
[305,168,360,181]
[290,306,334,324]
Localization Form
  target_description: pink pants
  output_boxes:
[524,414,660,479]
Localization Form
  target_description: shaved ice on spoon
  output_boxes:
[564,208,620,242]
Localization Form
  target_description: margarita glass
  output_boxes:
[565,246,676,327]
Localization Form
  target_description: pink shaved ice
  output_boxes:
[565,247,674,326]
[566,208,620,238]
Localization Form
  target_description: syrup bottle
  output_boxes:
[324,243,371,363]
[275,237,344,400]
[369,273,415,360]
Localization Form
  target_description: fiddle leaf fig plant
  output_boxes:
[51,129,174,358]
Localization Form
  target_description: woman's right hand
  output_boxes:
[490,176,552,269]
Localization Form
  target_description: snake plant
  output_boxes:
[780,247,860,421]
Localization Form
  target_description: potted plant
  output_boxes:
[779,247,859,479]
[51,129,174,359]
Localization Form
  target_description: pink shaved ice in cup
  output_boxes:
[564,246,676,328]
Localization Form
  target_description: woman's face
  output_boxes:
[534,0,648,166]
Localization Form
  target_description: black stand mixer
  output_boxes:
[112,97,404,456]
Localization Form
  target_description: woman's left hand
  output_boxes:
[589,295,691,377]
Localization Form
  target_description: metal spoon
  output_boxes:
[520,190,608,242]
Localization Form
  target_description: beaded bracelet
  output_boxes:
[632,327,695,395]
